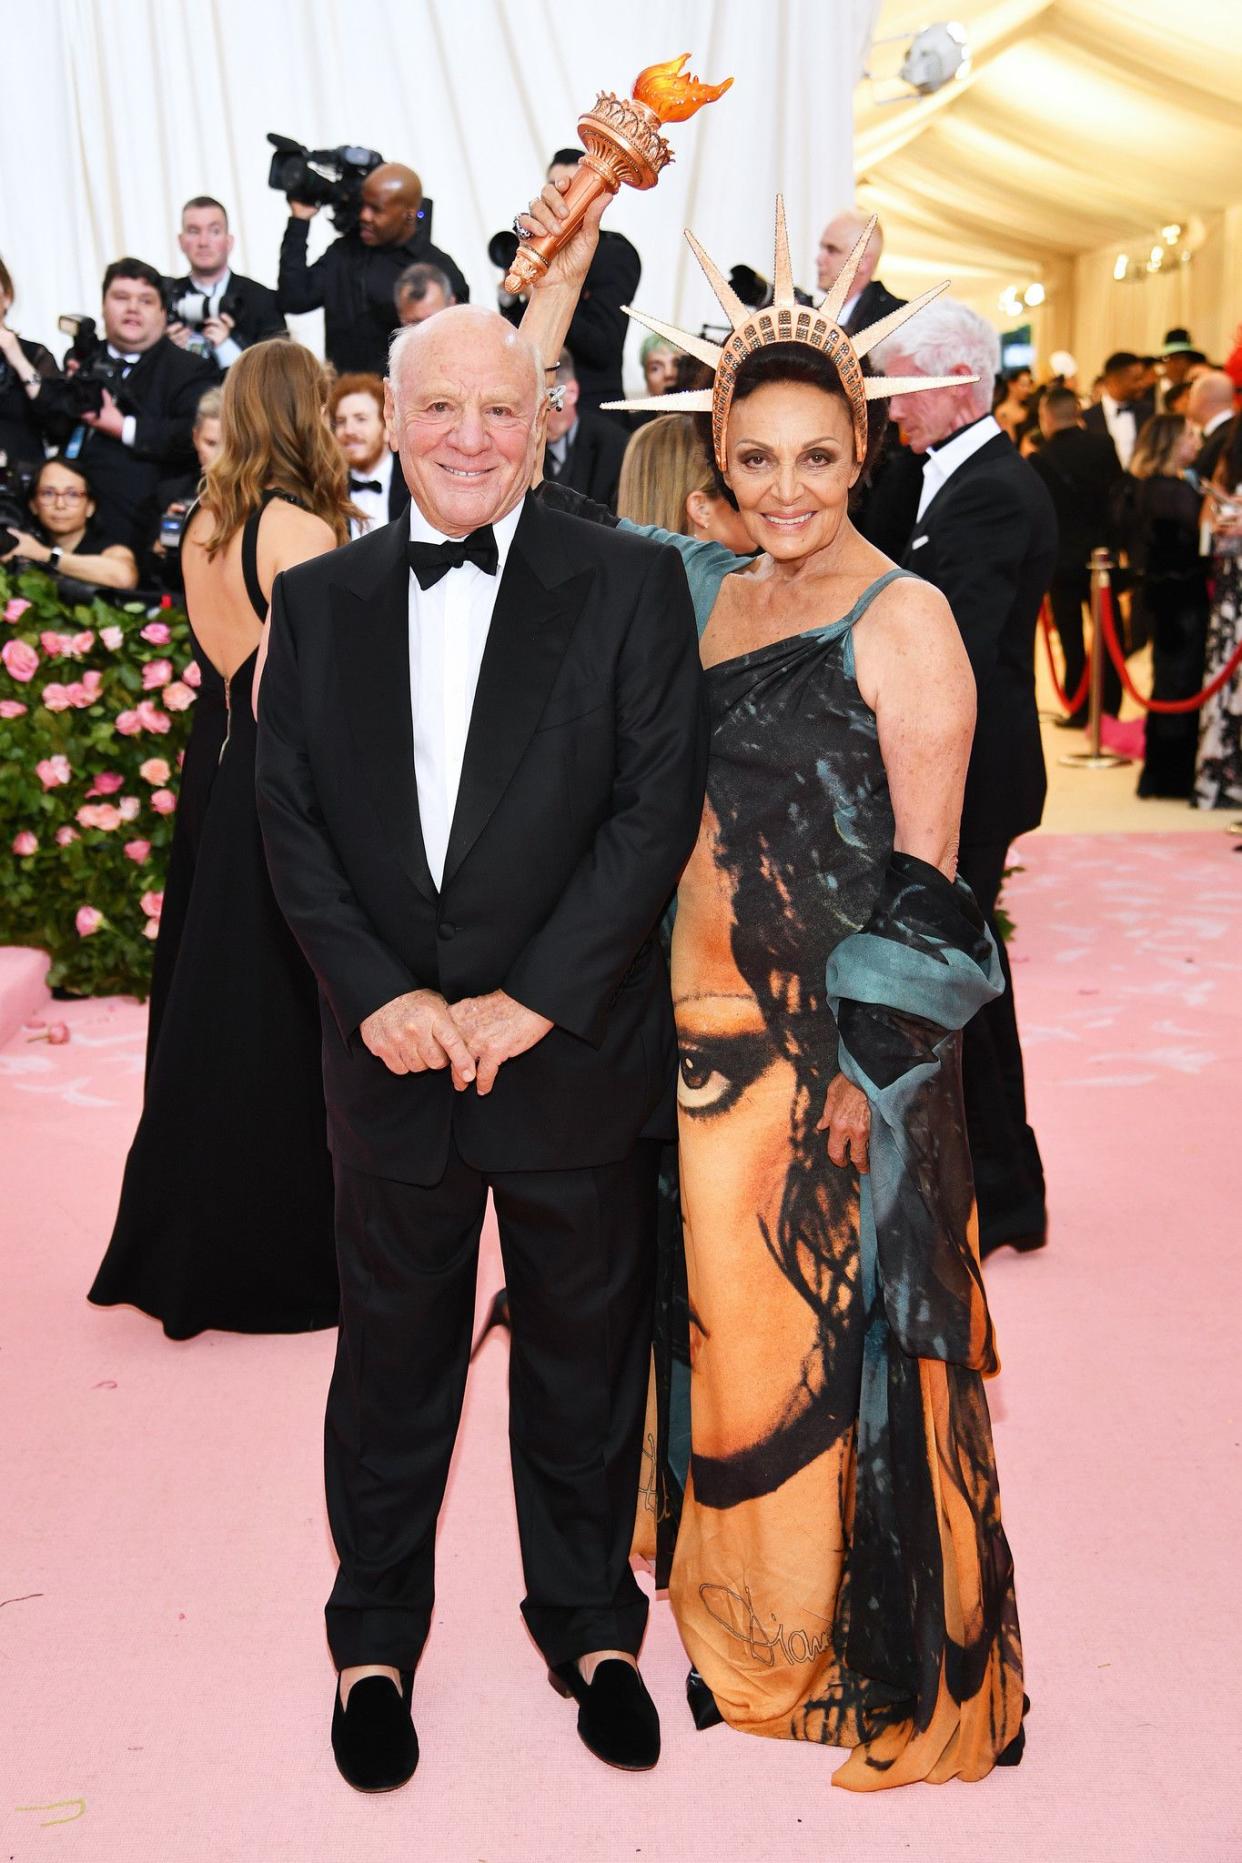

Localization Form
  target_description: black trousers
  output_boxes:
[324,1140,659,1673]
[957,842,1047,1253]
[1048,569,1121,718]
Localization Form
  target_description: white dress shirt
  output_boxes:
[408,497,524,888]
[1100,392,1138,469]
[188,267,243,370]
[349,448,396,537]
[915,413,1002,522]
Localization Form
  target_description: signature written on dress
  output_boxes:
[699,1582,831,1668]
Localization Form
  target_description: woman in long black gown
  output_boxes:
[90,340,355,1338]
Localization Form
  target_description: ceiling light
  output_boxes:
[1113,254,1129,281]
[898,22,971,95]
[1023,283,1045,307]
[1161,223,1182,244]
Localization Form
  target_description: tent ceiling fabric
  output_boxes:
[857,0,1242,348]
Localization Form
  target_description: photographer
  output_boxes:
[2,456,137,590]
[278,163,468,375]
[166,196,286,370]
[0,254,60,467]
[394,262,455,326]
[39,258,219,554]
[500,148,639,420]
[541,348,627,511]
[146,386,224,588]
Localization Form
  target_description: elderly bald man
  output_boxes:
[1187,369,1238,484]
[815,204,905,335]
[278,160,470,374]
[256,293,707,1791]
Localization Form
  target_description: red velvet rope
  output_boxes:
[1098,580,1242,714]
[1037,599,1092,715]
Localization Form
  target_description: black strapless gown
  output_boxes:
[89,498,338,1338]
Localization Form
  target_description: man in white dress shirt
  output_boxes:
[1083,350,1153,470]
[328,372,407,536]
[256,302,706,1790]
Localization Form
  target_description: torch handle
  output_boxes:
[504,158,620,295]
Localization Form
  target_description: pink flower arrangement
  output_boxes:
[55,825,79,846]
[2,637,39,682]
[36,754,72,789]
[100,625,124,651]
[47,1022,71,1045]
[142,658,173,690]
[41,682,72,712]
[75,905,104,937]
[12,830,38,856]
[117,796,140,822]
[40,630,77,658]
[115,709,142,736]
[135,699,172,734]
[72,630,95,655]
[143,918,160,940]
[140,890,164,921]
[181,661,201,689]
[77,802,124,832]
[123,839,151,863]
[1,698,29,718]
[140,621,171,645]
[4,596,32,623]
[163,680,194,712]
[149,788,176,815]
[63,671,104,709]
[138,757,171,784]
[86,771,124,797]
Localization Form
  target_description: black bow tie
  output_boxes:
[407,526,499,590]
[350,476,383,494]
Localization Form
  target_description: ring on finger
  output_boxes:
[513,215,533,241]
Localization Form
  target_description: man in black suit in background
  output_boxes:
[815,205,905,337]
[39,258,218,554]
[1083,350,1154,471]
[256,303,706,1790]
[327,372,410,536]
[279,163,469,375]
[541,348,628,510]
[1032,385,1124,724]
[1187,371,1238,484]
[166,196,286,370]
[876,300,1057,1259]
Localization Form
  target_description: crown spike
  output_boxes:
[819,214,878,326]
[852,280,951,360]
[601,389,715,414]
[620,305,722,372]
[684,228,750,328]
[772,195,794,307]
[863,373,979,399]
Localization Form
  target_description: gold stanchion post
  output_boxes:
[1058,547,1130,770]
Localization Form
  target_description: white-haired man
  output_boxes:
[1187,369,1238,484]
[875,300,1057,1262]
[256,285,707,1790]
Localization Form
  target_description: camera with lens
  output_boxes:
[728,265,814,312]
[45,315,131,418]
[266,133,384,236]
[165,282,244,329]
[0,457,36,555]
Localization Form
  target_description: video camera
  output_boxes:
[266,134,384,235]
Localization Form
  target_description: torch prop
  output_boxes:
[503,54,732,296]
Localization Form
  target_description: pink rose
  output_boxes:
[163,680,194,712]
[140,889,164,920]
[140,622,171,645]
[72,630,95,655]
[139,757,171,784]
[40,630,76,658]
[36,754,71,789]
[100,625,124,651]
[4,597,32,623]
[135,699,171,734]
[2,638,39,682]
[46,1022,70,1045]
[181,661,201,689]
[123,838,151,863]
[75,905,103,937]
[41,682,72,712]
[149,788,177,815]
[55,825,79,846]
[11,830,38,856]
[87,771,124,797]
[77,802,123,832]
[142,658,172,690]
[117,795,140,822]
[0,698,27,718]
[115,710,142,736]
[70,670,103,706]
[142,918,160,940]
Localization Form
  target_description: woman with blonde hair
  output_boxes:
[90,339,354,1338]
[617,412,753,551]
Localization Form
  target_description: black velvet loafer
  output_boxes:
[331,1670,418,1792]
[549,1659,661,1771]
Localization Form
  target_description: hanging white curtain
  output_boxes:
[3,0,877,387]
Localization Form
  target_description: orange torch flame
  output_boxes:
[633,52,734,123]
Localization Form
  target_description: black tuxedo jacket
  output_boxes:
[256,493,707,1184]
[843,277,906,337]
[41,336,219,553]
[166,269,287,353]
[1083,397,1154,453]
[550,409,629,511]
[1195,417,1236,486]
[278,221,470,376]
[903,432,1057,848]
[386,461,411,522]
[1030,426,1123,576]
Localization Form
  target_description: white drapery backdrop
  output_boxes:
[5,0,877,390]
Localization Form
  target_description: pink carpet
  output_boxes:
[2,831,1239,1863]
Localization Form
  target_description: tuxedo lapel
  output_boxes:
[917,433,1011,533]
[332,517,437,901]
[442,498,591,888]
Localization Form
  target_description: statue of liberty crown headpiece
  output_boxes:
[604,198,974,470]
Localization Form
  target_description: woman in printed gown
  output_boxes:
[520,181,1024,1790]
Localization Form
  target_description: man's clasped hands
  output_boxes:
[359,990,553,1095]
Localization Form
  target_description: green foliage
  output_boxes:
[0,566,197,997]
